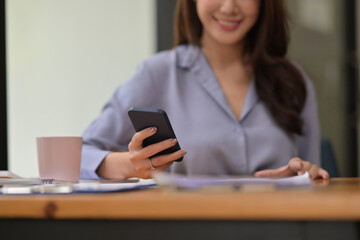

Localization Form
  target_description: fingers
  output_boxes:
[255,157,330,180]
[289,158,329,179]
[147,150,186,177]
[129,127,180,161]
[288,158,306,173]
[138,161,175,179]
[319,169,330,179]
[308,165,329,180]
[128,127,157,151]
[150,149,187,167]
[128,126,187,178]
[139,138,179,159]
[132,150,186,179]
[152,161,174,172]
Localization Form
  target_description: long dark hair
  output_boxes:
[173,0,306,135]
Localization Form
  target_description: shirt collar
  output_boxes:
[177,44,259,122]
[176,44,201,69]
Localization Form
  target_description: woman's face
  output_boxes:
[196,0,260,47]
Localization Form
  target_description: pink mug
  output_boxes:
[36,136,82,182]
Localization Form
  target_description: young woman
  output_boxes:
[80,0,329,180]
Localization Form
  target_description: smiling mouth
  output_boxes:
[215,17,242,31]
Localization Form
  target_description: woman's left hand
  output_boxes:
[254,158,329,180]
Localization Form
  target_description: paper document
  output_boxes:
[73,179,156,193]
[0,179,156,194]
[0,170,157,194]
[154,172,312,189]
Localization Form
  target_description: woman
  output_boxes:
[80,0,329,180]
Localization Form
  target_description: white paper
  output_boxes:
[73,179,156,192]
[0,179,156,194]
[154,172,312,189]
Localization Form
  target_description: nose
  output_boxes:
[220,0,239,15]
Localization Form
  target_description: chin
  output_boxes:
[212,33,246,47]
[214,38,244,47]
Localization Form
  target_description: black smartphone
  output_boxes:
[128,107,183,162]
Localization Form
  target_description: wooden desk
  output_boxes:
[1,178,360,240]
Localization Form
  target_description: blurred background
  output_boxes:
[0,0,358,178]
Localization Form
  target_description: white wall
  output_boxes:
[6,0,156,177]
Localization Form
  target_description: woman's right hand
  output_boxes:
[128,127,187,179]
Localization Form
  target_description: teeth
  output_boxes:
[218,20,239,27]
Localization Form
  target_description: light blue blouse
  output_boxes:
[80,44,320,179]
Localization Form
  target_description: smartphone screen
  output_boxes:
[128,107,183,162]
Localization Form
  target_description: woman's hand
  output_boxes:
[96,127,186,179]
[128,127,187,179]
[254,158,329,180]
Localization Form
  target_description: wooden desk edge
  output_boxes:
[1,184,360,220]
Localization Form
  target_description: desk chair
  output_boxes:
[321,138,339,177]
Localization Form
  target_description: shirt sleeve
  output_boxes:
[80,60,158,179]
[297,68,321,166]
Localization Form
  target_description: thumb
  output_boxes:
[254,165,289,177]
[254,169,279,177]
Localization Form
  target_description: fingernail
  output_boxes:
[170,138,177,145]
[150,127,157,133]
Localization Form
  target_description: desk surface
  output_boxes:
[0,178,360,220]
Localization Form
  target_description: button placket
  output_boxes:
[234,123,248,173]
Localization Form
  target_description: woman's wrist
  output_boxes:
[96,152,136,179]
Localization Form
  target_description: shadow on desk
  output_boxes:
[1,219,359,240]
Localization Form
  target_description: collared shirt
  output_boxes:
[80,44,320,179]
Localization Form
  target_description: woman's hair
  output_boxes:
[173,0,307,136]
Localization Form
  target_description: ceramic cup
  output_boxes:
[36,136,82,182]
